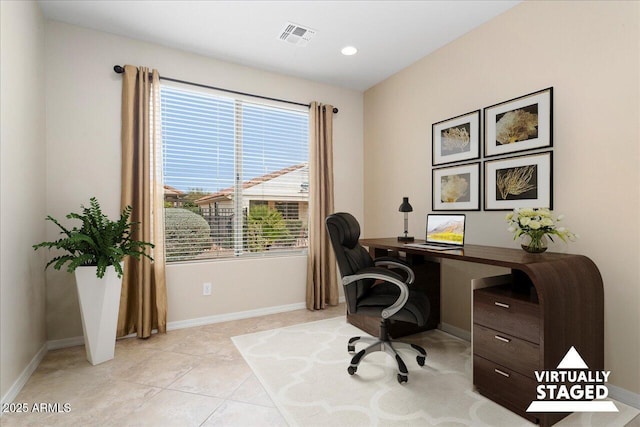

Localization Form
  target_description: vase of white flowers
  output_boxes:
[506,208,577,253]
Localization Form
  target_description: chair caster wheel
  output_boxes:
[348,366,357,375]
[397,374,408,384]
[417,355,425,366]
[347,345,355,353]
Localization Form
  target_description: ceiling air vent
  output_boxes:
[278,22,316,46]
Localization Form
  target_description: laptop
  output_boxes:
[404,214,466,251]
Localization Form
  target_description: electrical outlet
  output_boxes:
[203,282,212,296]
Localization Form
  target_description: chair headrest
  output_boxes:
[326,212,361,249]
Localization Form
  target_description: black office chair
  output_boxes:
[326,212,430,384]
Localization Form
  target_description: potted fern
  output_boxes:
[33,197,153,365]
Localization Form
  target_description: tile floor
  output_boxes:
[2,303,639,427]
[1,304,345,426]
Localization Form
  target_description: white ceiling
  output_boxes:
[38,0,521,91]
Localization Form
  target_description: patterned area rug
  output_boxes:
[232,317,638,426]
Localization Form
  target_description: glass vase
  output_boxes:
[521,234,548,253]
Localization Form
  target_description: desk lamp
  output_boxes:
[398,197,414,242]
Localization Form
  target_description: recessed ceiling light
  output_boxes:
[341,46,358,56]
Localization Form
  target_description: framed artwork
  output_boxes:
[432,162,481,211]
[484,151,553,211]
[484,87,553,158]
[432,110,481,166]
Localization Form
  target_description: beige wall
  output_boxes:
[364,1,639,394]
[44,21,362,340]
[0,1,48,401]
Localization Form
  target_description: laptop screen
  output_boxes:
[426,214,466,246]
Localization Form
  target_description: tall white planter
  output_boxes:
[74,264,123,365]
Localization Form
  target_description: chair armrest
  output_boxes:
[374,256,415,285]
[342,267,408,319]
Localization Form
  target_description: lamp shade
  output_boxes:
[398,197,413,213]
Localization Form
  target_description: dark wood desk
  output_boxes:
[357,238,604,426]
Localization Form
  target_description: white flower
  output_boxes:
[507,226,516,233]
[505,213,513,220]
[557,214,565,221]
[520,217,531,226]
[519,208,535,217]
[529,221,541,229]
[537,208,551,217]
[557,227,566,232]
[541,218,554,227]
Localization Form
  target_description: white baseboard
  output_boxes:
[47,300,340,347]
[167,299,346,331]
[608,383,640,409]
[166,301,308,331]
[47,335,85,350]
[0,343,47,408]
[439,322,471,342]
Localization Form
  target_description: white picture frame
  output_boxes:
[484,87,553,158]
[432,110,481,166]
[484,151,553,211]
[432,162,481,211]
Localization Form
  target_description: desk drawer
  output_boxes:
[473,324,539,378]
[473,287,540,343]
[473,355,538,420]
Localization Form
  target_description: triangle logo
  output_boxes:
[556,346,589,369]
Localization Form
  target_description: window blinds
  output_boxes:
[160,85,309,262]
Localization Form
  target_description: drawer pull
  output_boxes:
[494,301,510,309]
[494,335,511,343]
[494,368,510,378]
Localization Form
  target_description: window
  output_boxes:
[249,201,268,209]
[160,85,309,262]
[275,202,299,220]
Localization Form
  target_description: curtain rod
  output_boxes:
[113,65,338,113]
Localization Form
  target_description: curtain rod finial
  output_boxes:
[113,65,125,74]
[320,106,339,114]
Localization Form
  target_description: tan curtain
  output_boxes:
[118,65,167,338]
[306,102,338,310]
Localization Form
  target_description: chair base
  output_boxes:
[347,319,426,384]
